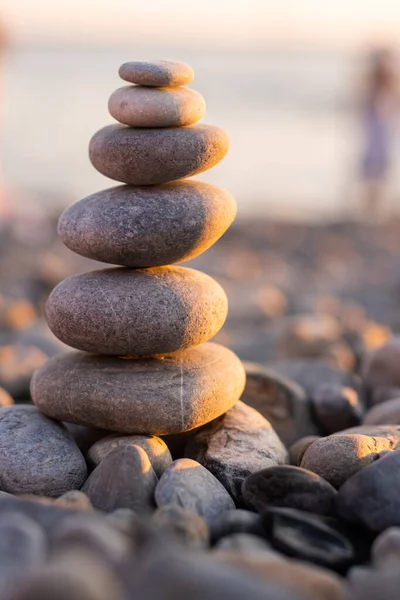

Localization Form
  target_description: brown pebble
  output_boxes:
[119,60,194,87]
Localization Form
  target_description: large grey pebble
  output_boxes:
[185,401,288,503]
[58,181,236,268]
[44,266,227,355]
[311,383,363,434]
[89,124,229,185]
[88,434,172,477]
[363,397,400,425]
[0,406,86,496]
[82,445,157,514]
[155,458,235,525]
[109,85,205,127]
[32,344,244,435]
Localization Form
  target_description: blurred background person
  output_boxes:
[357,47,400,220]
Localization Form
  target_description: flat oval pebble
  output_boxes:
[89,124,229,185]
[109,85,205,127]
[119,60,194,87]
[58,181,236,268]
[31,343,245,434]
[155,458,235,525]
[45,266,228,355]
[82,445,157,513]
[185,401,288,503]
[262,507,354,571]
[242,465,337,516]
[0,405,87,496]
[88,433,172,477]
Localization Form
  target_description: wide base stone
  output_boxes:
[31,343,245,435]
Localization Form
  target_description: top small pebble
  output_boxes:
[119,60,194,87]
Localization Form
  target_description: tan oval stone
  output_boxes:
[31,343,245,435]
[108,86,206,128]
[89,124,229,185]
[45,266,228,356]
[58,181,236,268]
[119,60,194,87]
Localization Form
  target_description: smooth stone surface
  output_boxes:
[89,124,229,185]
[214,533,273,554]
[185,401,288,503]
[216,552,346,600]
[128,546,305,600]
[155,458,235,525]
[0,405,87,496]
[0,512,46,596]
[242,465,337,516]
[119,60,194,87]
[311,383,363,434]
[362,337,400,405]
[210,509,263,544]
[82,445,157,513]
[152,505,210,549]
[88,434,172,477]
[58,181,236,268]
[348,565,400,600]
[301,425,400,488]
[45,266,228,355]
[109,85,205,127]
[371,527,400,566]
[32,343,245,435]
[262,507,354,571]
[242,361,316,446]
[363,397,400,425]
[336,450,400,533]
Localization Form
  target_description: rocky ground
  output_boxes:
[1,214,400,599]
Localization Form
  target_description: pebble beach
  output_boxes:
[1,57,400,600]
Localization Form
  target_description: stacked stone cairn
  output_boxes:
[32,59,246,440]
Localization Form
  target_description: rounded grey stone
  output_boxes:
[301,425,400,488]
[155,458,235,525]
[45,266,228,355]
[119,60,194,87]
[58,181,236,268]
[185,401,288,503]
[109,85,205,127]
[88,434,172,477]
[82,445,157,513]
[89,124,229,185]
[31,343,245,435]
[363,397,400,425]
[0,405,87,496]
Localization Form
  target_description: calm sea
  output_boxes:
[3,43,398,220]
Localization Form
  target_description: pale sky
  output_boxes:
[1,0,400,47]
